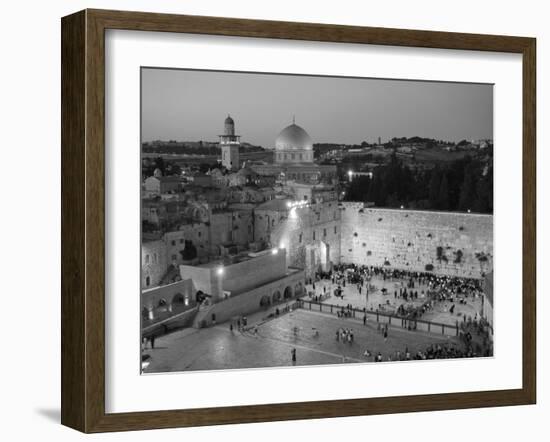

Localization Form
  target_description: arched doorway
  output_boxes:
[284,286,293,299]
[294,282,303,297]
[260,295,271,307]
[272,290,282,304]
[172,293,185,304]
[172,292,189,312]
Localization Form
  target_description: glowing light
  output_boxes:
[279,242,285,249]
[348,170,353,176]
[286,201,292,208]
[272,248,279,255]
[217,267,224,276]
[467,209,471,213]
[400,205,404,209]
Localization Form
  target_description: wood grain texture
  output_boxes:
[61,10,86,431]
[60,9,537,433]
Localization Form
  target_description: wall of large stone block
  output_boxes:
[340,203,493,278]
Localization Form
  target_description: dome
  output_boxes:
[275,124,313,151]
[224,115,234,125]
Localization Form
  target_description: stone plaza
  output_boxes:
[142,274,486,373]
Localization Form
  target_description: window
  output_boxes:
[323,228,327,237]
[198,231,202,238]
[171,254,177,261]
[153,253,158,263]
[317,213,320,221]
[299,233,303,243]
[171,240,176,246]
[180,238,184,244]
[145,254,150,264]
[334,226,337,234]
[145,276,150,286]
[313,231,316,240]
[291,154,295,160]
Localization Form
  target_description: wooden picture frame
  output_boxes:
[61,9,536,433]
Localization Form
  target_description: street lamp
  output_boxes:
[217,266,224,276]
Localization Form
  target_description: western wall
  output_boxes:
[340,203,493,278]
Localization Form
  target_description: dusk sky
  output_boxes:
[141,68,493,147]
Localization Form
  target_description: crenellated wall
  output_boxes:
[340,203,493,278]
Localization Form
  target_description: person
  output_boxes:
[150,335,155,349]
[363,314,367,326]
[291,348,297,364]
[229,322,233,332]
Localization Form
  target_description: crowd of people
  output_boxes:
[335,327,355,344]
[310,264,487,325]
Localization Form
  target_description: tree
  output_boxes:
[459,164,477,211]
[437,173,450,210]
[428,167,441,208]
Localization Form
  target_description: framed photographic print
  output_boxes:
[61,9,536,433]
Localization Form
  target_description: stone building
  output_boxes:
[143,175,183,195]
[250,119,338,185]
[254,197,341,278]
[142,238,168,288]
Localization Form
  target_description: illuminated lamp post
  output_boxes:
[216,266,224,301]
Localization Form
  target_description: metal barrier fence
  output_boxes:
[297,299,459,337]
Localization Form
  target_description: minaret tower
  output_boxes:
[219,115,241,170]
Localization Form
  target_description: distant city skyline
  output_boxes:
[141,68,493,148]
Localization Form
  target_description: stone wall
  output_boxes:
[340,203,493,278]
[219,250,287,295]
[141,279,196,315]
[193,269,305,327]
[256,200,341,278]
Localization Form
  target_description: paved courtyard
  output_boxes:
[304,275,483,326]
[143,307,461,373]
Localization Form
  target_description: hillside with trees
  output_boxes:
[345,153,493,214]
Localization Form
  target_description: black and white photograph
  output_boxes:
[140,68,494,373]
